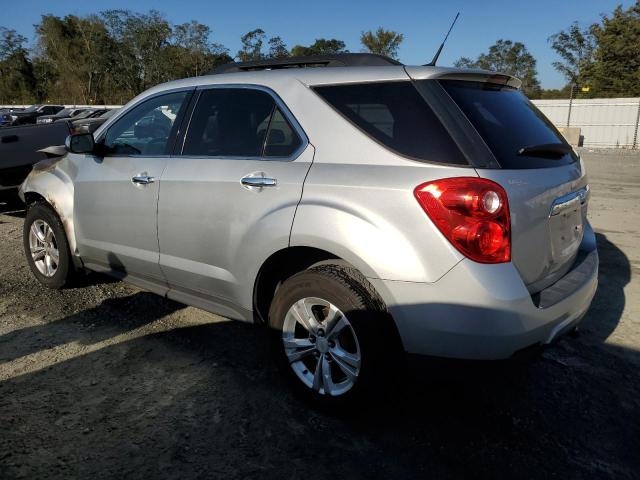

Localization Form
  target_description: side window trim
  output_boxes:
[172,89,201,156]
[96,87,195,157]
[414,80,499,169]
[178,83,308,161]
[259,104,277,157]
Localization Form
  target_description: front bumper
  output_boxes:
[370,226,598,360]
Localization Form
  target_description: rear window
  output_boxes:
[439,80,577,169]
[313,82,467,165]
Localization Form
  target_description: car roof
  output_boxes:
[147,65,520,93]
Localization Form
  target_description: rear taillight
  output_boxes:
[414,177,511,263]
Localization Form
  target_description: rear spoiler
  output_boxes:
[434,72,522,89]
[405,67,522,90]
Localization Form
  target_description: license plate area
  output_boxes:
[549,190,586,266]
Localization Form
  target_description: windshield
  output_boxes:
[72,110,96,119]
[23,105,40,113]
[54,108,72,117]
[439,80,577,169]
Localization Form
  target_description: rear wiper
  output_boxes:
[517,143,572,158]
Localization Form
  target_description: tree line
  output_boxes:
[0,2,638,105]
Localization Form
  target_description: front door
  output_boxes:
[74,90,191,283]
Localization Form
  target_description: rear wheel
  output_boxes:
[23,202,76,289]
[268,263,396,405]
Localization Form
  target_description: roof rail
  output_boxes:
[209,53,403,74]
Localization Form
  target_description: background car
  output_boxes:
[0,104,64,127]
[70,108,119,134]
[36,108,89,124]
[66,108,110,122]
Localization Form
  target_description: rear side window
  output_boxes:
[183,88,303,158]
[314,82,467,165]
[439,80,577,169]
[263,108,302,157]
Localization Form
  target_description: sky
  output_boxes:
[2,0,636,89]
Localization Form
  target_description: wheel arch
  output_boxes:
[255,247,406,370]
[20,158,79,265]
[252,246,402,348]
[253,246,343,325]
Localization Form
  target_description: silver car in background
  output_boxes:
[20,54,598,404]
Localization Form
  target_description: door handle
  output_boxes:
[131,175,155,185]
[241,176,277,188]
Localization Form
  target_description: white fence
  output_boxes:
[532,97,640,149]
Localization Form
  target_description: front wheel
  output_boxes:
[23,202,76,289]
[268,263,396,405]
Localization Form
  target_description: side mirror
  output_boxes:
[65,133,95,154]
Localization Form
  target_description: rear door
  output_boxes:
[435,78,588,292]
[157,86,313,313]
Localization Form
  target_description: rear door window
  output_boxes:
[314,81,467,165]
[184,88,277,158]
[439,80,577,169]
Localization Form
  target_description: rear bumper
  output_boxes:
[370,226,598,360]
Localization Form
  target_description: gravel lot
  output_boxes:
[1,150,639,479]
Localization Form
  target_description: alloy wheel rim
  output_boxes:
[282,297,361,396]
[28,219,59,277]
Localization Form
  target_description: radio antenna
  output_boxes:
[425,12,460,66]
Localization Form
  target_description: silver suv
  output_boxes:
[20,54,598,403]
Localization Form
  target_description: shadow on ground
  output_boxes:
[0,195,25,218]
[0,234,638,479]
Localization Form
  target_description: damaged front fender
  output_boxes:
[20,153,81,267]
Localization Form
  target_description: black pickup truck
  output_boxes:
[0,110,116,198]
[0,121,71,196]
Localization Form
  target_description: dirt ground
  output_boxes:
[1,150,639,479]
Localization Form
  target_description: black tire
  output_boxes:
[268,263,400,406]
[23,202,76,289]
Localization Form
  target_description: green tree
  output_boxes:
[101,9,174,99]
[238,29,294,61]
[589,1,640,96]
[34,14,115,104]
[0,27,36,104]
[454,39,541,97]
[172,21,231,76]
[548,22,597,85]
[360,28,404,59]
[290,38,348,56]
[268,36,289,58]
[237,28,266,61]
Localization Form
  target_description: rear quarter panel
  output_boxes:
[288,77,475,283]
[291,159,468,283]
